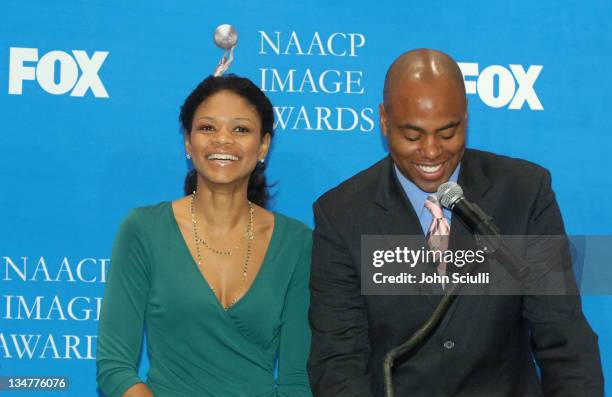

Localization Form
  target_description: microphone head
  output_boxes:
[437,181,463,209]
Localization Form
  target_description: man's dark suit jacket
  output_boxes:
[308,149,603,397]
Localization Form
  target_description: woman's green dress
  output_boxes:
[96,202,312,397]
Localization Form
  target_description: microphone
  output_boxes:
[436,182,499,238]
[436,181,527,279]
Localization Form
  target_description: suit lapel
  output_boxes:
[449,149,493,256]
[439,149,494,330]
[373,157,443,307]
[448,149,494,259]
[373,157,423,236]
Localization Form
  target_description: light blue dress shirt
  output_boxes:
[393,163,461,234]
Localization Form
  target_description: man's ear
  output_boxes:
[379,103,388,137]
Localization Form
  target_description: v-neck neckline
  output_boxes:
[167,201,280,312]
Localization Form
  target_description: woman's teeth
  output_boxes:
[208,154,239,161]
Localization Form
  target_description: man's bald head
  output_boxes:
[379,49,468,192]
[383,49,466,110]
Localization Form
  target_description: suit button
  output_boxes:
[443,340,455,350]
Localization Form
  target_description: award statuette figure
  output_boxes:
[213,24,238,77]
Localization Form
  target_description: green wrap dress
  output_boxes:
[96,202,312,397]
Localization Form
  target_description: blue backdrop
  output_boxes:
[1,1,611,395]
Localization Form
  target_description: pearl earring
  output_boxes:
[186,153,192,160]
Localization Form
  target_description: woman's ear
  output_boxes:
[184,131,192,157]
[259,133,271,160]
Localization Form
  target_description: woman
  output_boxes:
[96,75,312,397]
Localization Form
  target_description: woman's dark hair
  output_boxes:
[179,74,274,207]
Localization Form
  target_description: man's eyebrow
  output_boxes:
[398,123,426,133]
[435,121,461,132]
[398,121,460,133]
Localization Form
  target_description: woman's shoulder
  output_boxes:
[125,201,170,217]
[271,213,312,282]
[120,201,172,229]
[273,211,312,243]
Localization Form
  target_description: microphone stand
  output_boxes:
[382,232,528,397]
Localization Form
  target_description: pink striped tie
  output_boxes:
[424,195,451,281]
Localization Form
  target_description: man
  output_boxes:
[307,49,603,396]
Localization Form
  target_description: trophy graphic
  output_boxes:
[212,24,238,76]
